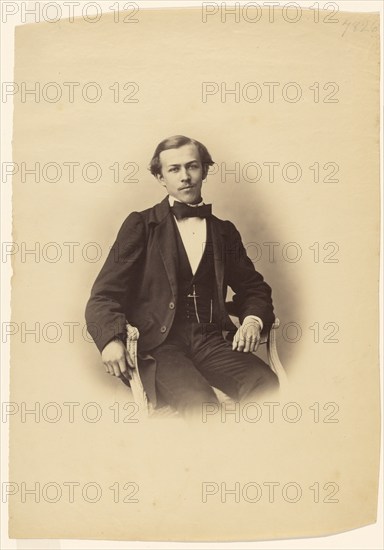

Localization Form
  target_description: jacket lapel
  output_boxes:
[151,197,179,299]
[210,216,227,320]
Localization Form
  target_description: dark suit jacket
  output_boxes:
[85,196,275,354]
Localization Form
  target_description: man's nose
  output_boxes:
[180,167,190,181]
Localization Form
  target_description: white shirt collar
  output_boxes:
[168,195,204,208]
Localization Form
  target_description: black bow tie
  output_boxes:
[171,202,212,220]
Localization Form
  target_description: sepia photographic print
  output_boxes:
[1,0,382,548]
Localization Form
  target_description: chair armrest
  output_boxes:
[125,323,151,414]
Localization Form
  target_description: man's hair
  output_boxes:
[149,135,215,178]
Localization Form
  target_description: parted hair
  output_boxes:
[149,135,215,178]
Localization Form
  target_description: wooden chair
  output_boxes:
[124,309,288,417]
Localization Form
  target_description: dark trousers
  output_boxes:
[149,320,279,418]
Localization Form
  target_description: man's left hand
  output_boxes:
[232,317,262,353]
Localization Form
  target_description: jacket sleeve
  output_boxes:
[85,212,145,352]
[226,221,275,332]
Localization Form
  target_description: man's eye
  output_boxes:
[169,167,178,172]
[189,164,199,170]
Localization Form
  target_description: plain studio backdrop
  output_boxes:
[9,7,380,541]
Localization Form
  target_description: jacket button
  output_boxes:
[169,302,175,310]
[160,325,167,333]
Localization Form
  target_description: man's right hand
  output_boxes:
[101,338,134,380]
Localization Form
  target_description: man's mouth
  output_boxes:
[179,185,195,191]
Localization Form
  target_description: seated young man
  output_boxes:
[85,135,278,417]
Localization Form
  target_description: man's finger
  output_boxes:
[243,337,253,353]
[118,357,127,375]
[250,334,260,352]
[237,337,245,351]
[232,330,240,350]
[248,338,258,353]
[112,362,121,377]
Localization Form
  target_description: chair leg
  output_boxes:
[267,319,288,389]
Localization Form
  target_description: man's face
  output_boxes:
[157,143,204,204]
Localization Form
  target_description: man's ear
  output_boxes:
[156,173,165,185]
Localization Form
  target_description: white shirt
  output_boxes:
[168,195,263,331]
[168,195,207,276]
